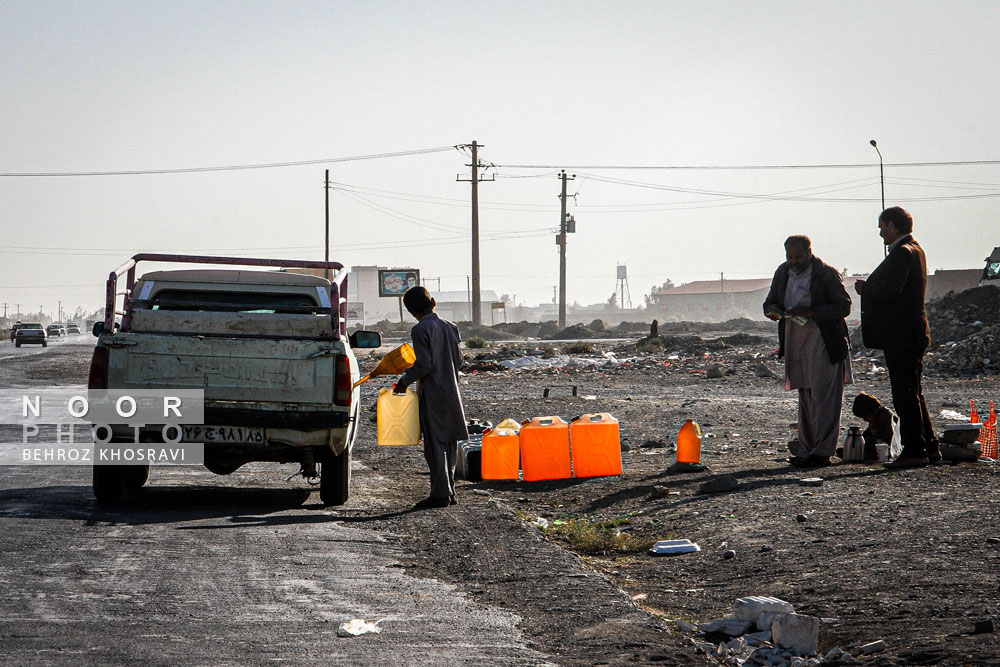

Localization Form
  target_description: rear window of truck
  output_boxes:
[148,290,325,314]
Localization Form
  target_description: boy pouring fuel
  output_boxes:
[394,287,469,508]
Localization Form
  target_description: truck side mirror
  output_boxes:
[349,330,382,349]
[92,322,105,337]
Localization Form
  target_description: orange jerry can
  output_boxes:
[570,413,622,478]
[676,419,702,463]
[519,416,571,481]
[481,426,521,481]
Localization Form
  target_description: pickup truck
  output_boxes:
[88,254,381,505]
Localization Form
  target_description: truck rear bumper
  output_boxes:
[203,407,349,429]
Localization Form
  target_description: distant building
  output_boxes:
[429,290,501,323]
[925,269,981,300]
[650,275,865,323]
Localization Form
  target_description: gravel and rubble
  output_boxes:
[849,284,1000,377]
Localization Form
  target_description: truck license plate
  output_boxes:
[182,425,266,444]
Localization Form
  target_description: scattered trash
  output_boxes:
[754,362,778,378]
[795,514,808,523]
[700,617,752,636]
[733,596,795,624]
[799,477,824,487]
[858,639,887,654]
[631,593,647,601]
[337,618,381,637]
[974,619,996,634]
[723,549,736,560]
[651,485,673,498]
[772,613,820,654]
[532,517,550,529]
[542,384,578,398]
[650,539,701,556]
[676,619,698,633]
[699,474,739,494]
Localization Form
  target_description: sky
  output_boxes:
[2,0,1000,320]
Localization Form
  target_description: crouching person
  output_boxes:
[394,287,469,509]
[838,392,899,461]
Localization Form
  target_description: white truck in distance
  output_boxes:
[88,254,381,505]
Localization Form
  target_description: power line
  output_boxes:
[0,145,460,177]
[492,159,1000,171]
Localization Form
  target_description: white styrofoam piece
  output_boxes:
[733,596,796,624]
[649,539,701,555]
[772,613,820,654]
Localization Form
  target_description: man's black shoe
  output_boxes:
[883,456,929,469]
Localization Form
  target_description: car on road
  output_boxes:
[46,324,66,337]
[66,323,81,334]
[15,323,47,347]
[10,322,23,342]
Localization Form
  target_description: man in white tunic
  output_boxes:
[763,236,854,467]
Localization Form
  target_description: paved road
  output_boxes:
[0,462,551,665]
[0,339,552,665]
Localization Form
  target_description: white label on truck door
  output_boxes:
[182,425,266,444]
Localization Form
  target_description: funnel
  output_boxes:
[354,343,416,388]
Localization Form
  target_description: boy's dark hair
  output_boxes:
[852,392,882,418]
[403,286,434,315]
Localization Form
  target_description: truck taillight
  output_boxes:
[88,346,109,389]
[334,354,352,406]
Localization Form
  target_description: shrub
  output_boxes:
[563,341,595,355]
[542,517,657,555]
[636,336,665,352]
[465,336,488,349]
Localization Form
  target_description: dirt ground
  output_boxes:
[365,320,1000,666]
[8,322,1000,665]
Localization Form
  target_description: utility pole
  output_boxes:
[58,300,62,322]
[2,303,6,319]
[557,170,576,329]
[457,141,493,325]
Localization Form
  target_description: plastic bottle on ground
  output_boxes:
[676,419,702,464]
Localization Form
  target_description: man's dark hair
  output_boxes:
[852,392,882,418]
[403,286,434,315]
[879,206,913,233]
[784,235,812,253]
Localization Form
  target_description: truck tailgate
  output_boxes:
[105,334,338,405]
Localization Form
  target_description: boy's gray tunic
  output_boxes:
[396,313,468,498]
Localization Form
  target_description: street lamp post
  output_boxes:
[869,139,884,210]
[870,139,886,256]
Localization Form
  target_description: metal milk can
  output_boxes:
[842,425,865,462]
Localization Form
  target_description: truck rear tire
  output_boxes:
[123,464,150,489]
[93,466,127,504]
[320,447,351,506]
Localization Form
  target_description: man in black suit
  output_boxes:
[854,207,941,468]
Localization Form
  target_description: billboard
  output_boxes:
[378,269,420,297]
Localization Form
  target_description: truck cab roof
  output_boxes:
[137,269,331,287]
